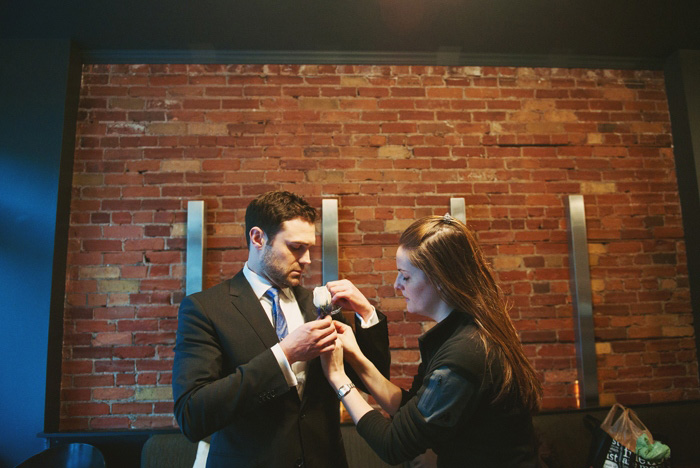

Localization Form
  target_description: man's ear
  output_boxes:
[249,227,267,251]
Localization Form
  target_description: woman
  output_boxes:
[321,215,543,467]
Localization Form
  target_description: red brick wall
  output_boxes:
[62,63,699,430]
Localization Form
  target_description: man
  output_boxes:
[173,191,390,468]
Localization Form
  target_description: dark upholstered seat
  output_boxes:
[15,442,105,468]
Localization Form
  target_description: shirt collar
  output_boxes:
[243,262,292,301]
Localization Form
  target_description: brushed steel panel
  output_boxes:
[565,195,599,408]
[186,200,206,295]
[450,197,467,224]
[322,199,339,284]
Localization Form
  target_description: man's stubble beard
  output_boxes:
[261,244,300,289]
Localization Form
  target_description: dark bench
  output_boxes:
[140,426,399,468]
[141,399,700,468]
[534,399,700,468]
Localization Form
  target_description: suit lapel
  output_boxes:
[293,285,316,323]
[228,270,279,349]
[293,285,328,408]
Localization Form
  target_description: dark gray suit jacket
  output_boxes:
[172,270,390,468]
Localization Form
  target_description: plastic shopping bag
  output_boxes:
[600,404,652,452]
[587,404,671,468]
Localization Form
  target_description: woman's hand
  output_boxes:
[326,279,374,321]
[320,339,347,387]
[332,321,363,365]
[320,337,375,425]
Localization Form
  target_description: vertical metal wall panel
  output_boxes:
[322,199,339,284]
[186,200,206,296]
[450,197,467,224]
[565,195,599,408]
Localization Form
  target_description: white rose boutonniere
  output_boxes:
[313,286,342,318]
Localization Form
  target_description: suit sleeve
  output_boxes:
[172,295,290,442]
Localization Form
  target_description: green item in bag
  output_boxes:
[636,433,671,461]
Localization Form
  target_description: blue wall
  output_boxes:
[0,39,77,467]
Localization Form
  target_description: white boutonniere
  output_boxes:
[313,286,342,318]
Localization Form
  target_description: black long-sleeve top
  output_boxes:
[356,310,538,467]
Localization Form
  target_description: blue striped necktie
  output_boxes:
[265,287,288,340]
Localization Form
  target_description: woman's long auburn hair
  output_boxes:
[399,215,543,413]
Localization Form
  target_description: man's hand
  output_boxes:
[326,279,374,321]
[279,315,337,364]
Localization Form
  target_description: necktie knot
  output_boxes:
[264,287,279,302]
[265,287,288,340]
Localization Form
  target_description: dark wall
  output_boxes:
[0,39,79,467]
[665,50,700,365]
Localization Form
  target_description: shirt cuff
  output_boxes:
[272,343,298,387]
[356,306,379,329]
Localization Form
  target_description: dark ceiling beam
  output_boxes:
[82,49,666,70]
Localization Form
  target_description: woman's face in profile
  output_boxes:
[394,246,443,319]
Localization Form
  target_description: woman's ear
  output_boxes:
[249,227,267,251]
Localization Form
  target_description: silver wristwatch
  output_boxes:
[336,382,355,400]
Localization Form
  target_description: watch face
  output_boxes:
[338,383,354,399]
